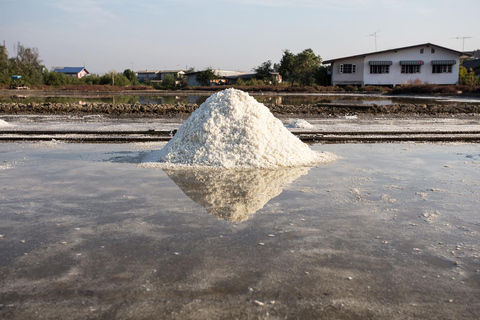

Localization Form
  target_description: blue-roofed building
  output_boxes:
[52,67,89,79]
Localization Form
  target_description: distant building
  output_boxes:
[136,70,160,83]
[323,43,466,87]
[185,70,246,87]
[225,72,282,85]
[136,70,186,83]
[464,50,480,60]
[185,70,282,86]
[158,70,186,81]
[52,67,89,79]
[461,59,480,76]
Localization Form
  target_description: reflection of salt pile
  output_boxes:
[157,88,335,168]
[165,167,309,222]
[286,119,314,129]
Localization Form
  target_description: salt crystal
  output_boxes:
[254,300,264,306]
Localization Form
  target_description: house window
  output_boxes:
[339,64,356,74]
[431,48,435,53]
[432,64,452,73]
[401,65,421,73]
[420,49,424,54]
[370,65,390,74]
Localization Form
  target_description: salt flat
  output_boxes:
[0,142,479,319]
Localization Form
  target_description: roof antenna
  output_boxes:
[450,36,472,54]
[367,30,381,51]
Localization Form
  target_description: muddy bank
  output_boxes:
[1,101,480,116]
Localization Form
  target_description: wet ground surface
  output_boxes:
[2,114,480,144]
[2,91,480,106]
[1,142,479,319]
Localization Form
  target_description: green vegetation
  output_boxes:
[252,60,276,84]
[196,68,218,86]
[0,43,141,88]
[161,74,176,89]
[0,42,44,86]
[458,66,479,86]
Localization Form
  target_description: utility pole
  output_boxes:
[368,30,381,51]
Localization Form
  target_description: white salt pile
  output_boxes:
[155,88,336,168]
[0,119,12,127]
[286,119,314,129]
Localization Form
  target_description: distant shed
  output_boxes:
[52,67,89,79]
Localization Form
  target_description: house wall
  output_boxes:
[187,74,201,87]
[137,73,159,82]
[330,57,365,86]
[77,70,88,79]
[363,46,460,86]
[330,45,461,86]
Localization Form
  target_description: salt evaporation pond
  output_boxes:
[1,141,480,319]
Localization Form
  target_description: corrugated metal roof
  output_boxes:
[52,67,87,74]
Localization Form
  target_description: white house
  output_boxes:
[323,43,465,87]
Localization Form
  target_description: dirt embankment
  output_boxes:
[1,102,480,116]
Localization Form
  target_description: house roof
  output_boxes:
[52,67,88,74]
[159,70,185,73]
[461,59,480,72]
[323,43,468,64]
[136,70,160,74]
[185,70,245,77]
[224,73,257,80]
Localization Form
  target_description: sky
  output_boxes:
[1,0,479,75]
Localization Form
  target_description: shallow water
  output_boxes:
[0,142,479,319]
[2,93,479,106]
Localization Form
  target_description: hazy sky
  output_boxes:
[1,0,479,75]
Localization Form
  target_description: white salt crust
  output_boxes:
[155,88,336,168]
[286,119,314,129]
[0,119,12,127]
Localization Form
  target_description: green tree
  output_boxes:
[162,74,176,88]
[123,69,138,85]
[43,70,68,86]
[14,42,44,86]
[278,50,295,84]
[253,60,275,83]
[0,46,10,84]
[291,48,322,86]
[314,65,330,86]
[459,66,479,86]
[113,73,130,86]
[196,68,217,86]
[0,42,45,86]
